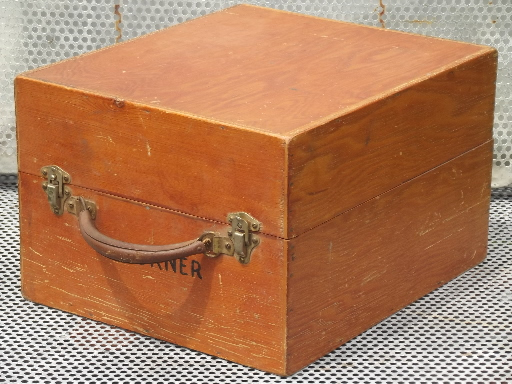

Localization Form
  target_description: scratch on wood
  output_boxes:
[146,141,151,157]
[94,312,130,324]
[56,235,74,243]
[114,2,122,43]
[233,336,281,352]
[28,247,44,257]
[96,135,114,144]
[424,230,461,250]
[311,33,344,41]
[442,201,485,223]
[362,270,384,284]
[57,290,162,325]
[142,275,155,279]
[24,256,45,268]
[159,327,202,342]
[204,336,250,354]
[60,265,77,272]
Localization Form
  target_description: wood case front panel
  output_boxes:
[287,50,497,237]
[286,142,492,374]
[15,77,287,238]
[19,173,287,374]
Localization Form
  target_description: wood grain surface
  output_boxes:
[19,172,288,374]
[285,141,493,374]
[20,4,489,134]
[287,50,497,237]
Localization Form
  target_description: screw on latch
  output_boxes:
[202,238,212,248]
[42,169,48,177]
[68,202,74,209]
[42,182,48,190]
[252,237,259,245]
[237,222,243,229]
[225,243,231,250]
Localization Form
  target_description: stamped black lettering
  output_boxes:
[191,260,202,280]
[169,259,177,273]
[151,258,202,279]
[179,257,188,276]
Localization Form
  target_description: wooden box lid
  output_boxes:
[16,4,497,239]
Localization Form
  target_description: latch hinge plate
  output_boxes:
[200,212,261,264]
[41,165,71,215]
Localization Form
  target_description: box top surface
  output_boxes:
[21,4,490,136]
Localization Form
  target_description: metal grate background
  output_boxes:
[0,176,511,383]
[0,0,512,182]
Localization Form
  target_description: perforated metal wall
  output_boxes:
[0,176,511,382]
[1,0,512,180]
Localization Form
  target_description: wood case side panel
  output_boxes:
[287,50,497,237]
[15,77,287,237]
[19,173,288,374]
[285,142,493,375]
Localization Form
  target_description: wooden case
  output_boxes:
[15,5,497,375]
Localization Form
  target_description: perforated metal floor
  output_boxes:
[0,175,510,383]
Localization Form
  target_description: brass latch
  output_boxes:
[201,212,261,264]
[227,212,261,264]
[41,165,71,215]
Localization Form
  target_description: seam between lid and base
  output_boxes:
[19,170,286,240]
[18,139,492,243]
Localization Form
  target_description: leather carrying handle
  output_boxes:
[77,198,207,264]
